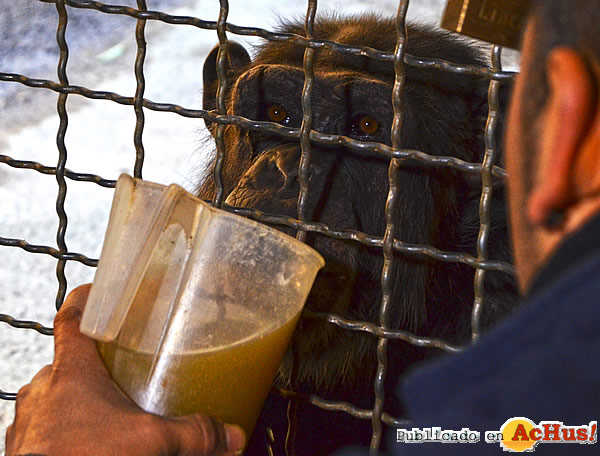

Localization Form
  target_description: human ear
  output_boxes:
[527,47,598,227]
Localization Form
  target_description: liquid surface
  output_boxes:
[99,313,300,437]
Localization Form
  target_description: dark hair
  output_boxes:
[520,0,600,191]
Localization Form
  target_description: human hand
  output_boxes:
[5,284,245,456]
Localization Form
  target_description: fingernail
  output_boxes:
[224,424,245,452]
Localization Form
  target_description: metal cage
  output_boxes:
[0,0,516,453]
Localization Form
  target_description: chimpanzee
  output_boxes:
[199,15,518,455]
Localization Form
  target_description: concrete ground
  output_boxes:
[1,0,514,450]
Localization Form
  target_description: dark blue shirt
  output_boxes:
[340,214,600,455]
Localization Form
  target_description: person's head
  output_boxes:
[505,0,600,293]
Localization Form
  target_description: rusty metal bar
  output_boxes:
[37,0,516,81]
[0,154,116,187]
[285,3,318,453]
[371,1,410,452]
[0,72,509,179]
[211,0,230,208]
[0,204,513,273]
[0,236,98,266]
[133,0,148,179]
[0,389,18,401]
[302,309,463,353]
[274,386,410,427]
[0,315,53,336]
[295,0,317,243]
[471,45,502,342]
[224,205,514,273]
[53,0,70,311]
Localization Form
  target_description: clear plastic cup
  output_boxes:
[80,174,324,437]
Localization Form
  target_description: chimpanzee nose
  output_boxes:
[273,145,300,191]
[249,144,302,194]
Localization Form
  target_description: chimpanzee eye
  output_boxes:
[267,104,289,124]
[353,114,380,136]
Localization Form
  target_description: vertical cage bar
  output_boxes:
[133,0,148,179]
[471,45,501,342]
[54,0,70,310]
[212,0,231,208]
[295,0,317,243]
[286,5,318,453]
[370,0,409,453]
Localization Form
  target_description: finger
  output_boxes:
[56,283,92,314]
[28,364,52,385]
[5,423,14,454]
[53,284,97,365]
[163,414,245,456]
[12,366,50,410]
[4,423,17,456]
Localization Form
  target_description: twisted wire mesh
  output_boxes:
[471,44,503,342]
[133,0,148,179]
[370,1,410,450]
[53,0,70,311]
[0,0,516,452]
[212,0,231,208]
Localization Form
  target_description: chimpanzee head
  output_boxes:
[199,16,517,392]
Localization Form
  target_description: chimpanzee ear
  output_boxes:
[202,42,251,114]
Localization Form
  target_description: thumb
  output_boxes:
[162,414,245,455]
[53,284,97,366]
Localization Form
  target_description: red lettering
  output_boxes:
[529,428,542,441]
[543,424,562,441]
[512,424,530,441]
[562,428,576,441]
[577,428,588,441]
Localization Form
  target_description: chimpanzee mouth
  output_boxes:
[303,266,355,314]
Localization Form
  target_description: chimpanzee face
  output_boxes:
[199,17,517,391]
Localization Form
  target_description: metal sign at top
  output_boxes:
[441,0,532,49]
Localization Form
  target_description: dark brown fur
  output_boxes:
[199,15,518,455]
